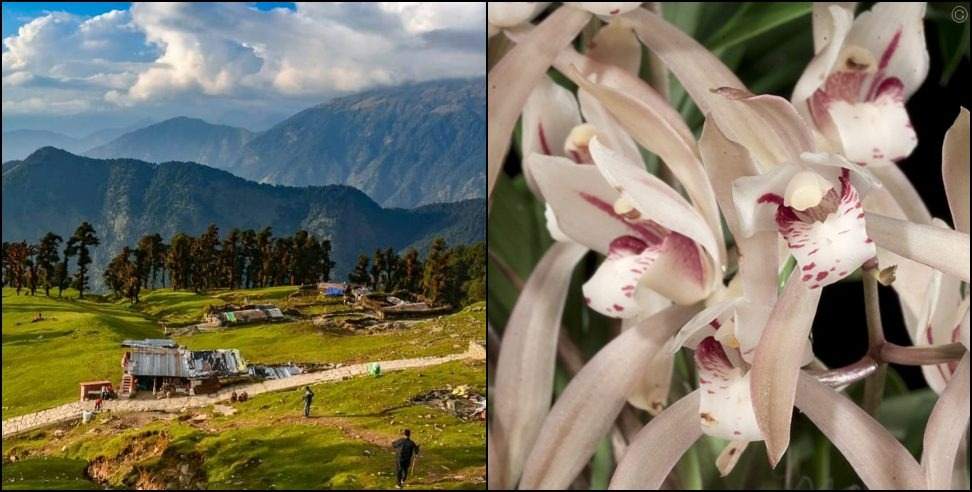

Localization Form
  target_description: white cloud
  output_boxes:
[1,2,485,115]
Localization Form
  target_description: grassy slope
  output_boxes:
[2,287,484,418]
[1,288,161,417]
[3,360,486,490]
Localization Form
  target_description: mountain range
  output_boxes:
[3,78,485,208]
[2,147,485,290]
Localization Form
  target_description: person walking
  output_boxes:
[302,386,314,417]
[392,429,420,488]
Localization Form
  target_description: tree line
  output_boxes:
[1,222,100,298]
[3,222,485,308]
[105,225,337,303]
[348,238,485,307]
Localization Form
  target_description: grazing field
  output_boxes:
[3,360,486,489]
[1,288,161,418]
[3,285,485,489]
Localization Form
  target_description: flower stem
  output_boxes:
[778,255,796,291]
[879,342,968,365]
[862,262,886,415]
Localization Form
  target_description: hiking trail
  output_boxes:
[2,342,485,438]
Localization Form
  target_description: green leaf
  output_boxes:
[486,174,551,331]
[705,3,813,53]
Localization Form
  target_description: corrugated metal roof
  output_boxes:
[126,348,246,378]
[128,348,191,377]
[121,339,178,348]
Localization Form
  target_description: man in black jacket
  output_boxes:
[392,428,420,488]
[302,386,314,417]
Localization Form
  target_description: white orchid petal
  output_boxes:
[672,297,742,352]
[488,7,592,202]
[583,238,659,318]
[520,305,698,490]
[915,222,965,393]
[696,337,763,441]
[487,2,550,28]
[844,2,929,99]
[870,165,933,224]
[943,107,970,234]
[588,21,641,75]
[811,3,857,54]
[527,153,629,255]
[590,137,722,270]
[716,440,751,477]
[795,371,926,489]
[576,89,644,166]
[828,96,917,167]
[569,67,725,256]
[750,279,824,466]
[780,173,876,289]
[865,212,971,283]
[609,391,703,490]
[922,353,971,490]
[629,344,675,415]
[493,241,589,488]
[732,164,802,237]
[522,76,584,197]
[543,203,572,242]
[571,2,643,17]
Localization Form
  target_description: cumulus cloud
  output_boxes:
[2,2,485,117]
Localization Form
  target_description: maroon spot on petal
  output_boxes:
[699,378,710,384]
[610,8,620,14]
[733,431,742,436]
[857,212,865,219]
[758,193,785,206]
[808,248,819,256]
[830,267,836,272]
[622,285,635,291]
[865,238,873,244]
[709,319,721,329]
[802,262,816,271]
[816,271,829,281]
[613,304,624,312]
[838,271,848,276]
[801,274,813,282]
[707,390,715,394]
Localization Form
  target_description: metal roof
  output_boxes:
[128,348,191,377]
[126,348,246,378]
[121,339,178,349]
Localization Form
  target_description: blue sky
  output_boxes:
[2,3,297,37]
[2,2,484,135]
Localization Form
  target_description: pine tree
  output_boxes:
[319,239,335,282]
[401,248,421,293]
[36,233,62,296]
[69,222,99,298]
[348,255,371,286]
[167,233,194,290]
[421,238,449,305]
[192,225,220,291]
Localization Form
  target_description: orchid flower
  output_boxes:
[487,3,550,38]
[916,108,971,391]
[793,3,928,167]
[488,2,970,490]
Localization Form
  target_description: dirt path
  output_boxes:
[2,342,485,438]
